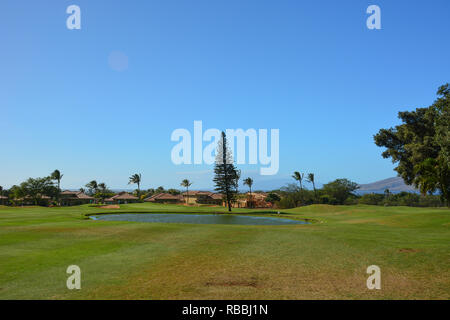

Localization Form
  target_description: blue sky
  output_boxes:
[1,0,449,190]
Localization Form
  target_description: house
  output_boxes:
[247,192,272,208]
[105,192,139,204]
[224,193,272,208]
[0,195,8,205]
[60,190,95,206]
[16,195,52,206]
[182,191,223,205]
[144,193,183,204]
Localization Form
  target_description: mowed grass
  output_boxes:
[0,203,448,300]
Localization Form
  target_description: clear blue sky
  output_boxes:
[1,0,449,190]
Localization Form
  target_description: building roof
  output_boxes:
[182,191,223,200]
[17,195,51,200]
[182,191,214,196]
[76,192,94,200]
[61,190,94,200]
[111,192,138,200]
[145,193,182,202]
[61,190,78,195]
[247,192,268,198]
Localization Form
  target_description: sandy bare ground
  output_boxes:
[98,205,120,209]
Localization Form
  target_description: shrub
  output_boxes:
[359,193,385,205]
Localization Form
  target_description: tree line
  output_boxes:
[1,84,448,209]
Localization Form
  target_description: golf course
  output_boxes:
[0,203,448,300]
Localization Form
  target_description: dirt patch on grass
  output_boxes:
[399,248,420,253]
[205,278,259,288]
[98,205,120,209]
[344,219,379,224]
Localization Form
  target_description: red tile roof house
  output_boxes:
[15,195,52,206]
[105,192,139,205]
[181,191,223,205]
[60,190,95,206]
[144,193,183,204]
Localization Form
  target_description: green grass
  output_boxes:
[0,203,448,299]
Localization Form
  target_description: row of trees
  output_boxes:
[2,171,146,205]
[275,174,360,208]
[4,170,64,205]
[275,182,445,208]
[359,191,444,207]
[273,169,447,208]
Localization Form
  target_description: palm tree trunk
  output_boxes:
[313,182,317,202]
[56,179,60,206]
[137,182,140,199]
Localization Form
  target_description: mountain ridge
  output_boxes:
[357,177,418,194]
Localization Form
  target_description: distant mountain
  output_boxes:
[357,177,418,194]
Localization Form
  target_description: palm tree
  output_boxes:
[85,180,98,195]
[243,177,253,195]
[128,173,142,198]
[243,177,254,208]
[97,183,108,203]
[51,170,63,205]
[98,183,107,192]
[180,179,192,205]
[306,173,317,201]
[292,171,304,191]
[292,171,305,205]
[51,170,63,190]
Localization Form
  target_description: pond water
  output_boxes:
[90,213,309,226]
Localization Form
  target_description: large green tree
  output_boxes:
[322,179,359,205]
[95,183,113,203]
[85,180,98,195]
[21,177,57,205]
[374,84,450,206]
[8,185,26,205]
[213,131,239,212]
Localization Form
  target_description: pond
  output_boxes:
[90,213,309,226]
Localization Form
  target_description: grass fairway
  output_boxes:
[0,203,449,300]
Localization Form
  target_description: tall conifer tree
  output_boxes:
[213,132,239,212]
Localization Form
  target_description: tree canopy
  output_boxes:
[322,178,359,205]
[374,84,450,205]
